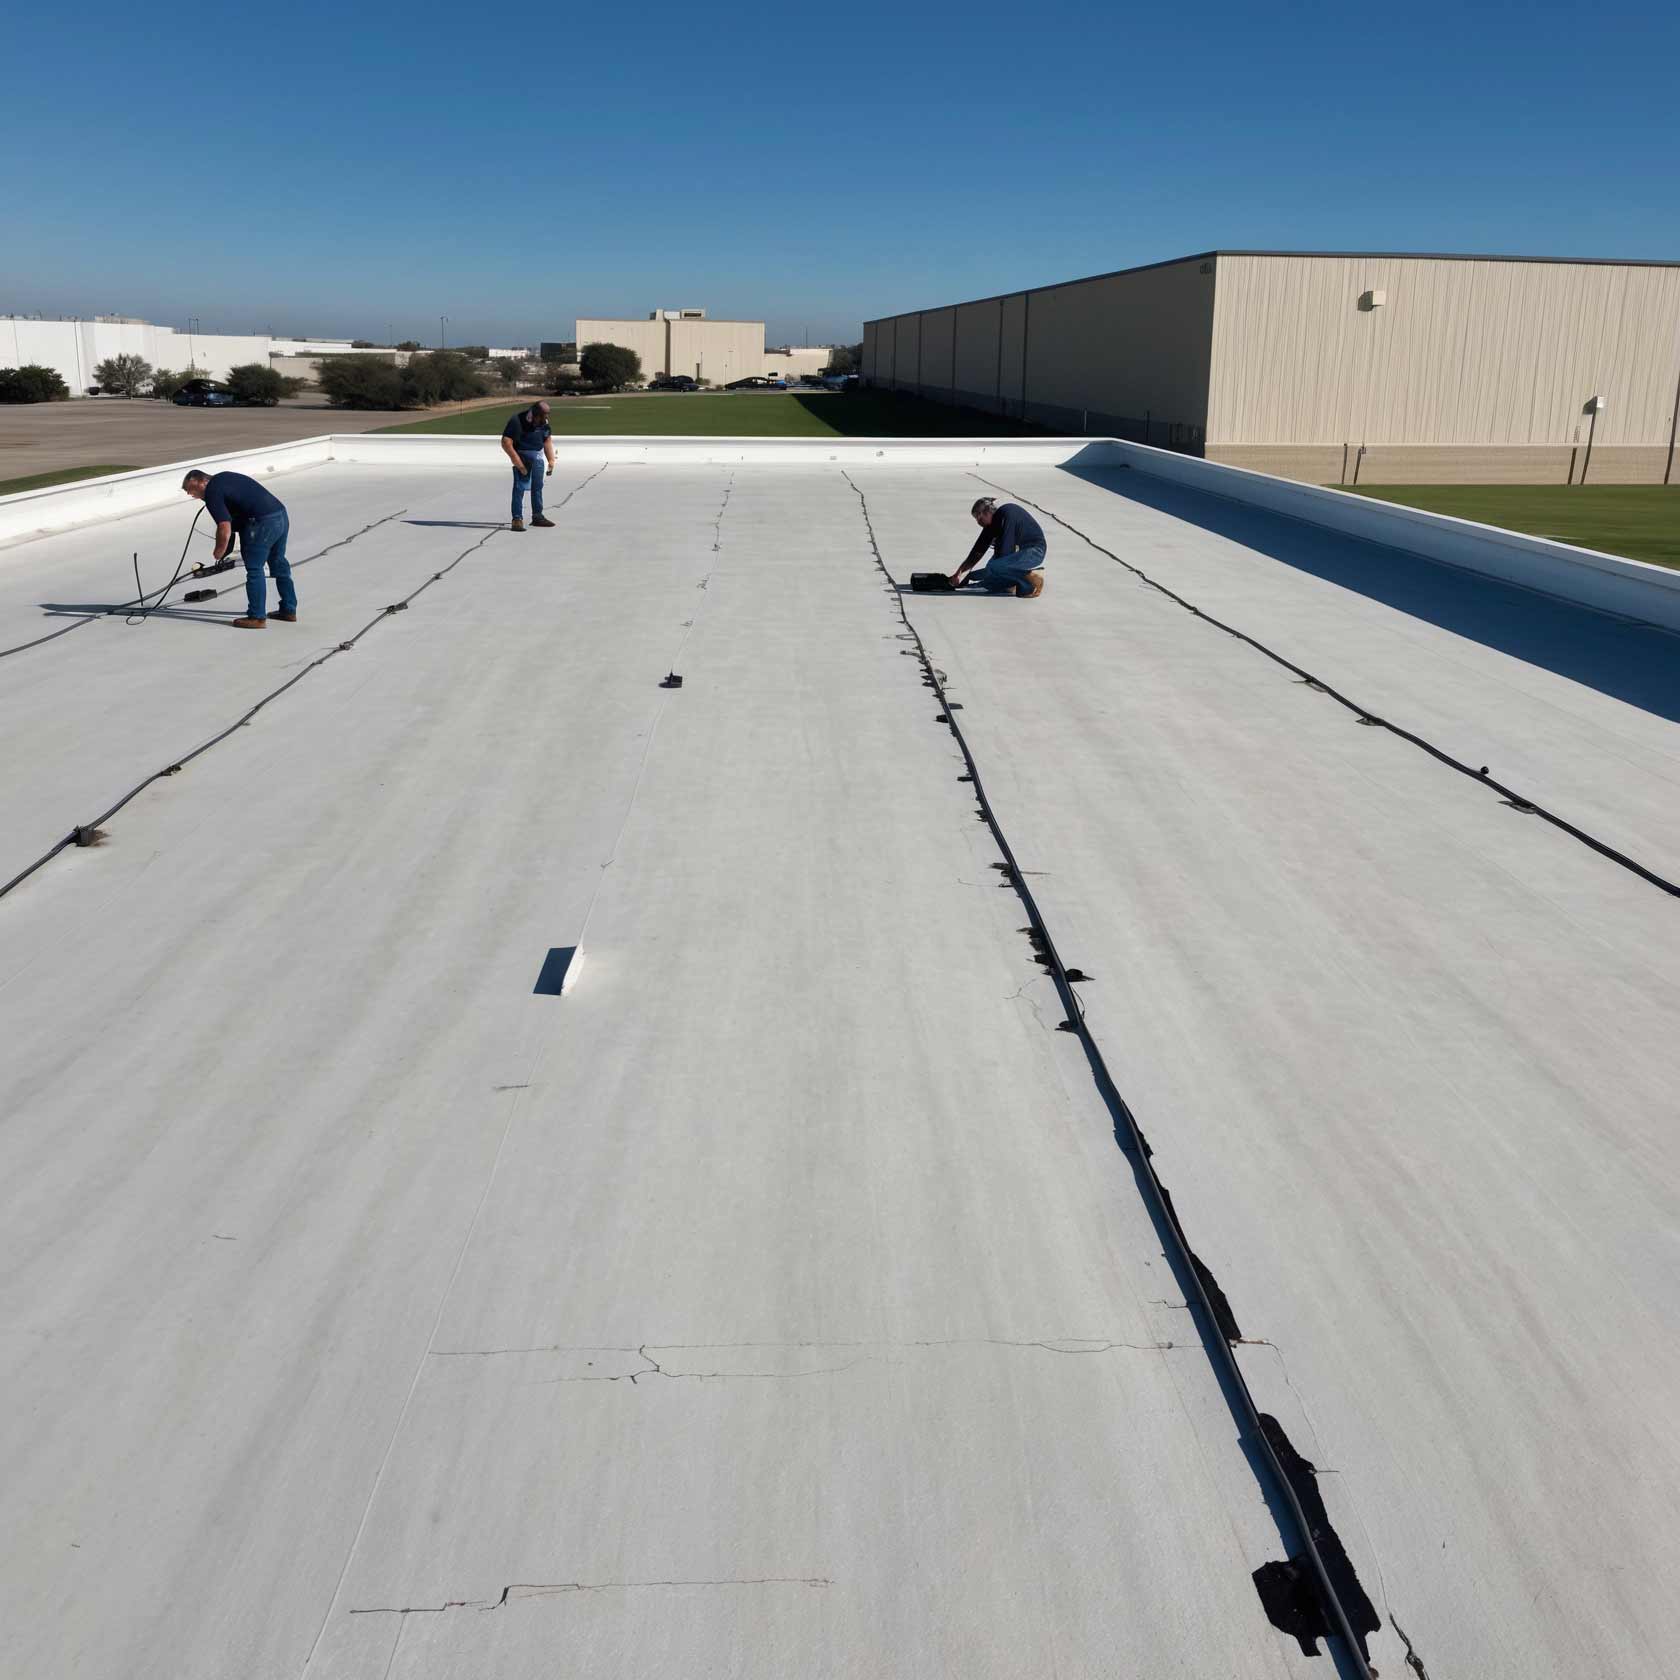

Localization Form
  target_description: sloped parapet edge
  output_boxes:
[1096,438,1680,633]
[0,436,336,549]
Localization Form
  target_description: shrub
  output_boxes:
[350,339,376,348]
[395,340,422,352]
[580,342,641,391]
[317,356,408,409]
[0,364,71,402]
[94,353,153,397]
[225,362,298,405]
[400,350,488,406]
[150,366,208,400]
[824,343,861,376]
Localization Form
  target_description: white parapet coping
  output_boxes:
[0,436,335,547]
[1096,438,1680,633]
[324,433,1130,469]
[4,433,1677,632]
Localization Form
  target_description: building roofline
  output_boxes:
[577,317,765,327]
[864,248,1680,324]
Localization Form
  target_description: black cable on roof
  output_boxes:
[0,509,411,662]
[974,473,1680,902]
[844,468,1381,1678]
[0,474,604,904]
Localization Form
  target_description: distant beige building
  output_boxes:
[764,347,833,381]
[577,310,765,387]
[864,251,1680,484]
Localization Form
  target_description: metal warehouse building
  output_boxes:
[864,251,1680,484]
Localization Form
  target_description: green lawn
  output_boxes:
[378,391,1043,440]
[0,464,137,496]
[1337,483,1680,570]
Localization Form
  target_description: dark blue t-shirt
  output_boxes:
[204,471,284,531]
[502,408,551,454]
[964,501,1047,568]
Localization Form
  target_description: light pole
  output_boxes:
[1580,396,1606,485]
[439,316,448,349]
[1348,288,1386,484]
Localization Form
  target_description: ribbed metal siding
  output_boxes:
[1208,255,1680,447]
[864,259,1214,438]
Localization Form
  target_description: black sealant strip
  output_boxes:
[0,508,412,662]
[842,469,1381,1679]
[0,471,606,904]
[973,472,1680,902]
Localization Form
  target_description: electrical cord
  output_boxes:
[973,473,1680,901]
[844,468,1379,1680]
[126,506,207,624]
[0,473,604,905]
[0,508,410,662]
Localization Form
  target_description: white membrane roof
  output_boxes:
[1,454,1677,1680]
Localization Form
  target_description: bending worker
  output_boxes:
[181,468,295,629]
[501,400,556,530]
[951,496,1047,598]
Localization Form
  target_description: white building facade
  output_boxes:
[2,317,273,394]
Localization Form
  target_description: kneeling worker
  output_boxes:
[181,468,295,629]
[501,401,556,530]
[952,497,1047,597]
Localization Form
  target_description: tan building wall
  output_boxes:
[865,255,1215,442]
[576,318,665,383]
[764,347,832,380]
[577,316,765,386]
[269,350,403,386]
[1208,254,1680,458]
[868,251,1680,480]
[668,319,763,386]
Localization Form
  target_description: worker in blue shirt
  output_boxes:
[180,468,296,629]
[951,497,1047,597]
[501,401,556,530]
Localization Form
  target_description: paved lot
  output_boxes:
[1,456,1676,1679]
[0,397,509,480]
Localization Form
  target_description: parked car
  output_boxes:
[650,374,699,391]
[725,375,788,391]
[174,381,234,407]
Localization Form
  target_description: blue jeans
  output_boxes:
[968,542,1046,596]
[512,453,546,519]
[240,511,295,619]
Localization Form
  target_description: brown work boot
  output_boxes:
[530,515,555,528]
[231,617,268,629]
[1020,570,1045,599]
[273,610,297,622]
[510,517,525,531]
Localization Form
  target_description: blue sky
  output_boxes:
[3,0,1675,346]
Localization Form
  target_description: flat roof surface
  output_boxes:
[2,455,1677,1680]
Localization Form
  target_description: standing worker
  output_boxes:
[502,400,556,531]
[180,469,296,629]
[951,497,1047,597]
